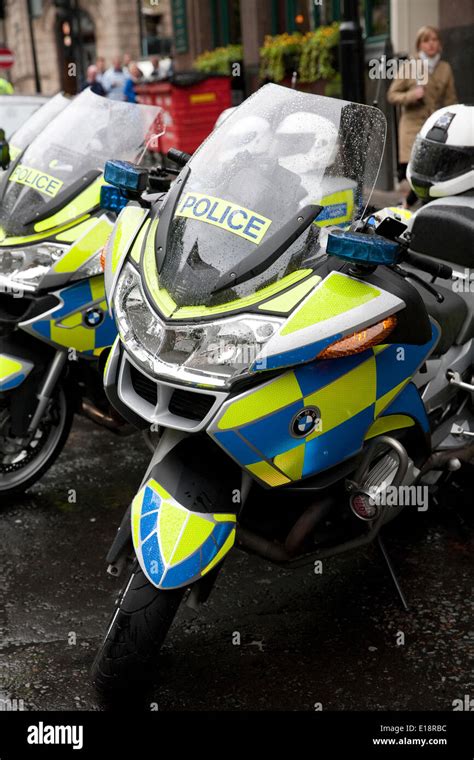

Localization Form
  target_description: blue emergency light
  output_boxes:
[103,160,149,193]
[326,229,400,266]
[100,184,129,213]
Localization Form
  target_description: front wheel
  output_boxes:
[0,383,73,497]
[91,561,185,700]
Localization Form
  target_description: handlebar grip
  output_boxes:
[167,148,191,166]
[404,251,453,280]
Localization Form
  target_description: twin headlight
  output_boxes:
[0,242,103,291]
[0,242,65,291]
[113,263,284,389]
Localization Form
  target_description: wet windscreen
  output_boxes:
[8,93,71,158]
[159,84,386,307]
[0,98,45,139]
[0,89,163,237]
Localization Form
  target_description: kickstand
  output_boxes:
[377,533,409,612]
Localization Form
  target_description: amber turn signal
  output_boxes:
[99,234,111,272]
[317,315,397,359]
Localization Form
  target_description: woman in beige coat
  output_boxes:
[388,25,457,206]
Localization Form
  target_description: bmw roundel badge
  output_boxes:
[290,406,321,438]
[83,307,104,327]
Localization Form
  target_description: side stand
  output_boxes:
[377,533,409,612]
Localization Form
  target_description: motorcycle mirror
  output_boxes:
[0,128,10,170]
[327,229,400,266]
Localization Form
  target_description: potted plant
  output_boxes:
[259,23,340,96]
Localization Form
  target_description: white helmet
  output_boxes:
[219,115,271,164]
[275,112,338,174]
[407,104,474,200]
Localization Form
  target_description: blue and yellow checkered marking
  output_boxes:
[212,323,439,486]
[0,355,33,391]
[26,275,116,357]
[131,478,236,590]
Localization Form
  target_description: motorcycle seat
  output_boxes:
[411,281,473,354]
[409,194,474,268]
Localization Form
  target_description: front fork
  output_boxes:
[3,348,67,439]
[26,350,67,434]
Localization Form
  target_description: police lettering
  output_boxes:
[176,192,272,244]
[9,164,64,198]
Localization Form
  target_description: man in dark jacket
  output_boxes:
[82,65,106,97]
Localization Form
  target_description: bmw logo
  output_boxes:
[290,406,321,438]
[83,307,104,327]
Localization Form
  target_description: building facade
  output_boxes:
[0,0,171,94]
[1,0,472,102]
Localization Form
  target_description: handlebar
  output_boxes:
[403,251,453,281]
[167,148,191,167]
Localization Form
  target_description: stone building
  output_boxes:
[1,0,172,94]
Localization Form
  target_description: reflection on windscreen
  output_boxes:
[161,84,386,307]
[1,104,43,139]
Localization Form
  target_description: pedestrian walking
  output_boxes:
[388,25,457,207]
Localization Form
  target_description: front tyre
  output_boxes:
[0,383,73,497]
[91,561,185,701]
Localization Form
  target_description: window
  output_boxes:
[211,0,241,47]
[364,0,390,39]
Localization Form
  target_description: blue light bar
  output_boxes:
[103,160,148,193]
[100,185,129,213]
[326,230,400,266]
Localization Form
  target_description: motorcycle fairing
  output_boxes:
[20,275,116,356]
[364,381,430,440]
[253,271,405,371]
[208,322,439,487]
[104,203,149,306]
[0,354,34,391]
[131,477,236,589]
[0,215,97,248]
[0,175,106,246]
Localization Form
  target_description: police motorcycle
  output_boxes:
[372,102,474,450]
[0,93,71,171]
[0,89,163,495]
[91,84,474,697]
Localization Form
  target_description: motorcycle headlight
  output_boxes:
[114,263,284,389]
[0,242,66,291]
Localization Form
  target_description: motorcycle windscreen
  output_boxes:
[159,84,386,308]
[8,93,71,161]
[0,89,163,238]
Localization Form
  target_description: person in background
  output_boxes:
[0,78,14,94]
[82,65,105,96]
[102,55,129,101]
[123,52,132,70]
[150,55,161,79]
[388,25,457,207]
[124,62,143,103]
[95,56,106,85]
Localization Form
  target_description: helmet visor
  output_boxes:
[410,136,474,182]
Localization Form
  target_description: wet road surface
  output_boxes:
[1,417,473,711]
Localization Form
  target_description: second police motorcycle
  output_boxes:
[0,90,163,495]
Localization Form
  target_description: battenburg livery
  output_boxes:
[91,85,474,696]
[0,90,162,494]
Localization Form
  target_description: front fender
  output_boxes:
[131,477,236,590]
[0,353,34,391]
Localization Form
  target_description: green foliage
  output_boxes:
[193,45,243,75]
[259,32,304,83]
[259,23,340,84]
[299,23,340,83]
